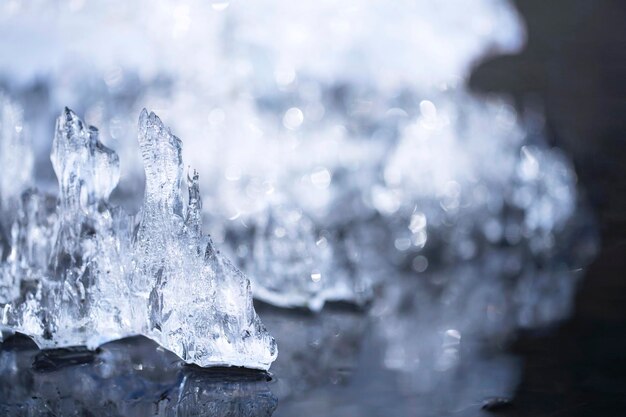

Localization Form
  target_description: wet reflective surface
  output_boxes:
[0,335,277,417]
[0,305,520,417]
[2,250,626,417]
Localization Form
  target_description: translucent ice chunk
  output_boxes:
[382,92,581,262]
[51,107,120,208]
[230,203,364,312]
[8,108,133,347]
[199,106,382,311]
[133,110,277,369]
[0,108,277,370]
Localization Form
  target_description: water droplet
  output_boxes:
[316,236,328,248]
[411,230,427,249]
[409,212,427,232]
[275,67,296,87]
[446,329,461,339]
[310,167,331,189]
[419,100,437,119]
[520,145,540,180]
[394,238,412,251]
[412,255,428,272]
[283,107,304,130]
[208,108,225,125]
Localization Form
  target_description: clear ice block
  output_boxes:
[0,108,277,370]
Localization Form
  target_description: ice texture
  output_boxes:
[0,108,277,370]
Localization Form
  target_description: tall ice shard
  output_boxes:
[134,110,277,369]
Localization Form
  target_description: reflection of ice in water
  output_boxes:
[269,304,522,417]
[368,92,597,408]
[0,335,277,417]
[258,305,367,401]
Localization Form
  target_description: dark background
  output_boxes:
[471,0,626,415]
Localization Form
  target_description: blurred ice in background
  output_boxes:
[0,0,598,415]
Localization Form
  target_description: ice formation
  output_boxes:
[0,0,527,310]
[0,107,277,370]
[380,92,581,263]
[0,0,595,325]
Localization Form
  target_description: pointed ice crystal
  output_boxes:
[134,110,276,369]
[13,107,132,348]
[51,108,120,209]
